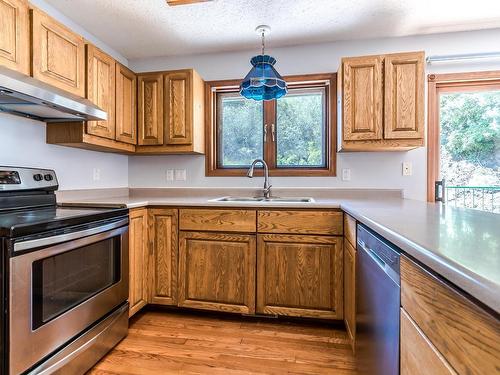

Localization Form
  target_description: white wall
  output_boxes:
[0,0,129,190]
[129,28,500,201]
[0,114,128,190]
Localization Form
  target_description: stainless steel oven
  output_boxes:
[8,218,129,375]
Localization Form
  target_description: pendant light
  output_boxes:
[240,25,287,101]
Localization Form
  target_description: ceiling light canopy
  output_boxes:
[166,0,213,6]
[240,25,287,101]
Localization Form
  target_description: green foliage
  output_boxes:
[277,91,325,167]
[219,90,326,168]
[440,91,500,168]
[220,96,263,166]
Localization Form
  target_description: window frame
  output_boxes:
[205,73,337,177]
[427,70,500,202]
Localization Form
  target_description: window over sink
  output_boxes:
[206,73,336,176]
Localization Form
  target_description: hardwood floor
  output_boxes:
[88,308,356,374]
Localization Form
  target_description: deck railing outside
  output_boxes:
[445,186,500,213]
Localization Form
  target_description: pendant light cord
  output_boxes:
[261,29,265,55]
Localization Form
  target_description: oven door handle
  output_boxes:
[14,217,128,252]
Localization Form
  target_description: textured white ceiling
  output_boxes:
[43,0,500,59]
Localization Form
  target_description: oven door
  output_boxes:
[9,218,129,375]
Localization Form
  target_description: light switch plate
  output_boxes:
[342,168,351,181]
[92,168,100,181]
[175,169,186,181]
[402,161,413,176]
[166,169,174,182]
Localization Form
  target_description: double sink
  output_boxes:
[211,196,315,203]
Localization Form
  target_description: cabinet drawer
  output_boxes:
[401,256,500,375]
[179,209,256,233]
[258,210,342,235]
[344,213,356,247]
[401,308,456,375]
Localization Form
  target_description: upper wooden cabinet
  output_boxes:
[116,63,137,145]
[164,71,192,145]
[86,44,116,140]
[136,69,205,154]
[0,0,29,74]
[342,55,383,141]
[138,73,164,146]
[30,7,85,97]
[384,52,424,140]
[338,51,425,151]
[257,234,343,319]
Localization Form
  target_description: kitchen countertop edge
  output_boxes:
[59,195,500,315]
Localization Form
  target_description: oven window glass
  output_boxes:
[32,237,121,329]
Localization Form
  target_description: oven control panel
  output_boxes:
[0,166,58,191]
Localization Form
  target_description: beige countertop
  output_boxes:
[58,188,500,314]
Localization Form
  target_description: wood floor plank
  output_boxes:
[88,309,356,375]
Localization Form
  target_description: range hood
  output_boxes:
[0,66,107,122]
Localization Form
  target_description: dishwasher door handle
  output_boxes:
[358,239,400,286]
[358,240,385,268]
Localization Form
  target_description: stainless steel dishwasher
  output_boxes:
[356,224,401,375]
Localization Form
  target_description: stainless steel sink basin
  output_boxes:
[211,196,315,203]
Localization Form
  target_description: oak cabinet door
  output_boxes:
[342,55,383,141]
[257,234,343,319]
[86,44,116,139]
[30,7,85,97]
[138,73,164,145]
[401,309,456,375]
[384,51,425,140]
[401,256,500,375]
[0,0,29,74]
[129,208,148,317]
[115,63,137,144]
[178,231,256,314]
[149,208,178,305]
[344,239,356,348]
[164,71,192,145]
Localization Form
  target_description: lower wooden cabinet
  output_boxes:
[344,239,356,347]
[401,256,500,375]
[256,234,343,319]
[148,208,179,305]
[178,231,256,314]
[128,208,148,317]
[401,308,456,375]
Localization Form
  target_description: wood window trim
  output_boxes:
[426,70,500,202]
[205,73,337,177]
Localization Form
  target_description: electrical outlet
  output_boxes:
[402,161,413,176]
[92,168,100,181]
[174,169,186,181]
[342,168,351,181]
[166,169,174,182]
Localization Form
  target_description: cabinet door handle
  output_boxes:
[271,123,276,142]
[264,124,268,142]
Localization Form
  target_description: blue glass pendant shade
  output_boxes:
[240,55,288,101]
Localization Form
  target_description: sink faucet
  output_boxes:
[247,159,272,199]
